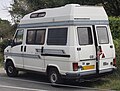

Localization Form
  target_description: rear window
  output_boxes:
[47,28,67,45]
[77,27,93,45]
[96,26,109,44]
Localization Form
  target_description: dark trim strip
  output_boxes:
[92,25,99,74]
[41,53,70,58]
[4,52,41,59]
[18,20,109,28]
[80,58,96,61]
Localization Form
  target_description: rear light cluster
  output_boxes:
[73,63,78,71]
[113,58,116,66]
[99,46,105,58]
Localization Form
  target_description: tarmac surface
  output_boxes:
[0,68,112,91]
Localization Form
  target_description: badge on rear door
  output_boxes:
[103,62,108,66]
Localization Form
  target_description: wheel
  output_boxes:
[48,68,62,84]
[6,61,18,77]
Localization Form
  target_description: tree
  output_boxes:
[100,0,120,16]
[9,0,30,23]
[0,18,12,38]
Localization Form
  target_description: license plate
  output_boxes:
[82,65,95,70]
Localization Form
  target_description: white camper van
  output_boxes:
[4,4,116,83]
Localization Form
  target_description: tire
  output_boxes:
[6,61,18,77]
[48,68,62,84]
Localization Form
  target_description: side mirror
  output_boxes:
[7,39,12,45]
[8,39,15,47]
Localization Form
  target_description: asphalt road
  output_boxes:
[0,68,111,91]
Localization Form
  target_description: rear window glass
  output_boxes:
[77,27,93,45]
[96,26,109,44]
[47,28,67,45]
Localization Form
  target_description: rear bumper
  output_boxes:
[99,67,117,74]
[64,68,116,80]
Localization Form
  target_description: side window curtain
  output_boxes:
[26,30,36,44]
[47,28,68,45]
[35,30,46,44]
[26,29,46,45]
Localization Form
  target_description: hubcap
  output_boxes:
[51,73,57,83]
[8,66,13,73]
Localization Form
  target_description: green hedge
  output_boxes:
[109,17,120,52]
[0,53,3,67]
[0,39,9,67]
[0,39,9,52]
[109,17,120,40]
[109,17,120,72]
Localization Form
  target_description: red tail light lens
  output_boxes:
[113,58,116,66]
[73,63,78,71]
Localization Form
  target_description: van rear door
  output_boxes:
[77,26,96,75]
[95,25,114,73]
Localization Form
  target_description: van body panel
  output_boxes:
[22,28,46,72]
[95,25,115,71]
[23,45,45,72]
[76,26,96,74]
[4,4,116,80]
[8,29,24,69]
[10,45,24,68]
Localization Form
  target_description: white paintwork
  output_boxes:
[20,4,108,25]
[95,25,115,71]
[4,4,116,78]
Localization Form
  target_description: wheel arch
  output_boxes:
[5,58,15,69]
[46,64,60,75]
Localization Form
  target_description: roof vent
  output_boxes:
[30,12,46,18]
[65,4,80,7]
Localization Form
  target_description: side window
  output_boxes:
[26,30,36,44]
[26,29,46,45]
[96,26,109,44]
[47,28,67,45]
[35,30,46,44]
[77,27,93,45]
[14,30,24,45]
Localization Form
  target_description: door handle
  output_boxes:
[41,46,44,53]
[21,46,23,52]
[24,46,26,52]
[77,48,81,51]
[110,45,113,48]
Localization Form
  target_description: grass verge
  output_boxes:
[0,53,3,67]
[86,55,120,90]
[92,71,120,90]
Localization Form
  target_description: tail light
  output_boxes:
[98,46,105,58]
[113,58,116,66]
[73,63,78,71]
